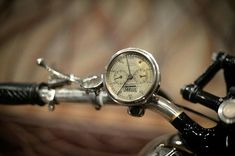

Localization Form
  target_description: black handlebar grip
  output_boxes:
[0,83,46,105]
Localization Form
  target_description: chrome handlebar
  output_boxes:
[38,85,184,124]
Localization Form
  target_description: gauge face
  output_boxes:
[104,48,160,105]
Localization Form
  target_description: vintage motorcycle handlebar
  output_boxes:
[0,48,235,156]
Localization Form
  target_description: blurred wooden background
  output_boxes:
[0,0,235,155]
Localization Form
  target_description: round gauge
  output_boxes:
[104,48,160,105]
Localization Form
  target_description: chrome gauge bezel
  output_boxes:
[104,47,160,106]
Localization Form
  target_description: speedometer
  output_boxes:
[104,48,160,105]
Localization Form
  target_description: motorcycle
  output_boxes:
[0,47,235,155]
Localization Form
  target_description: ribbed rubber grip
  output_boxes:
[0,83,46,105]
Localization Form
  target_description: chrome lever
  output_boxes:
[36,58,82,85]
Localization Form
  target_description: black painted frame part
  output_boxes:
[181,52,235,111]
[171,112,228,155]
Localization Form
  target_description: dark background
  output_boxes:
[0,0,235,155]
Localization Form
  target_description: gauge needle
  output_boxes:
[117,78,129,95]
[140,74,146,78]
[114,76,122,80]
[117,55,134,95]
[117,73,133,95]
[126,55,133,79]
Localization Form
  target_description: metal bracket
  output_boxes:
[36,58,104,111]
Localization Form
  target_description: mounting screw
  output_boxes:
[127,106,145,117]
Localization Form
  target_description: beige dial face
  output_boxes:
[106,52,155,103]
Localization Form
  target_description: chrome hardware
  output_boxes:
[37,58,82,84]
[37,58,105,110]
[148,95,183,122]
[39,88,56,111]
[218,99,235,124]
[81,75,103,93]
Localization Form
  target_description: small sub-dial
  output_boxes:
[133,69,148,83]
[113,70,128,84]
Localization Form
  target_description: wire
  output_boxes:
[175,103,219,123]
[158,89,219,123]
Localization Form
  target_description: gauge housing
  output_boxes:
[104,47,160,106]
